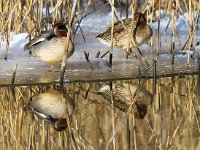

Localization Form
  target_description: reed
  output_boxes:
[0,0,198,58]
[0,0,200,149]
[0,75,199,149]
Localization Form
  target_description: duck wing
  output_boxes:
[24,31,55,50]
[96,13,145,39]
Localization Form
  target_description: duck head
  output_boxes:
[54,118,68,131]
[134,12,146,23]
[52,22,68,37]
[134,102,147,119]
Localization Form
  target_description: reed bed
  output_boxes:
[0,0,199,58]
[0,76,200,149]
[0,0,200,149]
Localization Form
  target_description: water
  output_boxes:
[0,7,200,150]
[0,29,200,150]
[1,34,200,87]
[0,77,200,149]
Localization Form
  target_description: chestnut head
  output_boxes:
[54,118,68,132]
[52,22,68,37]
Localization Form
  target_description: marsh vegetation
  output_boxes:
[0,0,200,149]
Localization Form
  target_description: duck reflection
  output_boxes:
[28,89,75,131]
[99,82,153,119]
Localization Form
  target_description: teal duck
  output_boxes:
[28,89,75,131]
[24,23,74,71]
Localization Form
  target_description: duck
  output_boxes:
[96,13,152,63]
[98,82,153,119]
[24,23,74,72]
[28,89,75,131]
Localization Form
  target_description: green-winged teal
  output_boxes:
[99,82,153,119]
[96,13,153,58]
[28,89,75,131]
[24,23,74,71]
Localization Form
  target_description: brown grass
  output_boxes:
[0,76,200,149]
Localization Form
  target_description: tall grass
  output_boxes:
[0,1,200,149]
[0,0,199,59]
[0,76,200,149]
[0,0,85,59]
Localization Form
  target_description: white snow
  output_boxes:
[0,9,199,76]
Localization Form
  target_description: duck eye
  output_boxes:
[57,25,68,32]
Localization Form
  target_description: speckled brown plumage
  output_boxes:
[96,13,153,50]
[99,83,153,119]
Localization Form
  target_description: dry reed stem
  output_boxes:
[153,59,157,94]
[0,0,20,34]
[164,17,170,52]
[128,1,135,58]
[16,0,37,32]
[74,0,91,35]
[105,82,137,149]
[169,117,184,146]
[107,0,150,68]
[107,0,116,149]
[39,0,43,31]
[109,0,115,65]
[9,64,18,102]
[128,82,137,150]
[157,0,161,55]
[59,1,78,149]
[88,104,106,142]
[171,1,175,65]
[192,104,200,134]
[150,0,155,48]
[145,117,159,144]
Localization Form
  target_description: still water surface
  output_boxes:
[0,76,200,149]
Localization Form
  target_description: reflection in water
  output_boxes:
[99,82,153,118]
[28,89,75,131]
[0,76,200,149]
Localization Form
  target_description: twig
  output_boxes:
[127,118,130,150]
[60,0,78,149]
[171,3,176,65]
[10,64,18,101]
[84,51,94,69]
[153,59,157,94]
[73,0,92,42]
[105,81,115,150]
[74,18,86,42]
[74,1,109,33]
[84,83,93,100]
[95,51,101,58]
[108,0,115,68]
[11,64,18,86]
[100,50,110,58]
[157,0,161,55]
[133,118,137,150]
[193,105,200,134]
[109,0,115,148]
[105,86,137,149]
[138,65,141,85]
[145,117,159,145]
[169,117,184,146]
[164,16,172,52]
[109,52,113,66]
[60,64,77,150]
[136,47,150,69]
[182,37,190,51]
